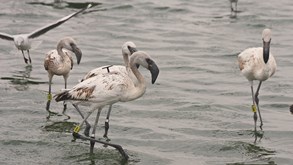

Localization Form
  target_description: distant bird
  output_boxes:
[238,28,276,137]
[229,0,238,12]
[44,37,82,115]
[0,4,91,64]
[290,105,293,114]
[78,41,138,139]
[54,51,159,156]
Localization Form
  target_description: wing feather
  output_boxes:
[55,71,129,103]
[28,4,92,39]
[0,32,14,41]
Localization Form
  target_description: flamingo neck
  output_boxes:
[123,53,130,67]
[57,45,67,62]
[128,64,146,99]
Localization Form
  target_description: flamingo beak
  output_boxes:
[72,44,82,64]
[263,39,270,64]
[147,59,159,84]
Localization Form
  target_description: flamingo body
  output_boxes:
[44,49,73,76]
[238,47,276,81]
[44,37,82,114]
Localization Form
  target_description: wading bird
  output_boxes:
[0,4,91,64]
[76,41,138,139]
[54,51,159,159]
[44,37,82,116]
[238,28,276,140]
[229,0,238,12]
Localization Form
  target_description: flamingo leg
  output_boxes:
[255,81,263,130]
[72,108,96,142]
[90,108,102,154]
[230,1,233,12]
[250,81,258,143]
[72,103,91,137]
[103,104,112,140]
[46,75,54,116]
[62,77,70,119]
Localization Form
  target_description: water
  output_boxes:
[0,0,293,164]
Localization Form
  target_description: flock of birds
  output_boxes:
[0,0,280,161]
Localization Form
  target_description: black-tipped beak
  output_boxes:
[263,40,270,64]
[147,59,159,84]
[128,46,138,55]
[72,45,82,64]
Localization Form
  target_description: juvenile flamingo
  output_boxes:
[44,37,82,116]
[238,28,276,139]
[54,51,159,159]
[76,41,138,139]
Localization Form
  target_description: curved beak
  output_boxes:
[128,46,138,55]
[263,39,270,64]
[72,44,82,64]
[147,59,159,84]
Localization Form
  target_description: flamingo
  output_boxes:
[44,37,82,116]
[0,4,91,64]
[54,51,159,159]
[238,28,277,140]
[76,41,138,139]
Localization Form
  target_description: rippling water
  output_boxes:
[0,0,293,164]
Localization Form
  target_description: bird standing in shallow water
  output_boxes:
[0,4,91,64]
[229,0,238,17]
[77,41,138,139]
[54,51,159,158]
[44,37,82,116]
[229,0,238,12]
[238,28,277,141]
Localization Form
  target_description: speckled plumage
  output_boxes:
[238,47,276,81]
[44,37,82,113]
[55,51,159,109]
[44,49,73,76]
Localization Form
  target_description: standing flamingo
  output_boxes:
[44,37,82,116]
[54,51,159,160]
[75,41,137,139]
[238,28,276,140]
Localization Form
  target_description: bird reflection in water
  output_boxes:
[0,65,45,91]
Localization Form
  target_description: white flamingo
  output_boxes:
[238,28,277,138]
[0,4,91,64]
[44,37,82,116]
[54,51,159,157]
[75,41,138,139]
